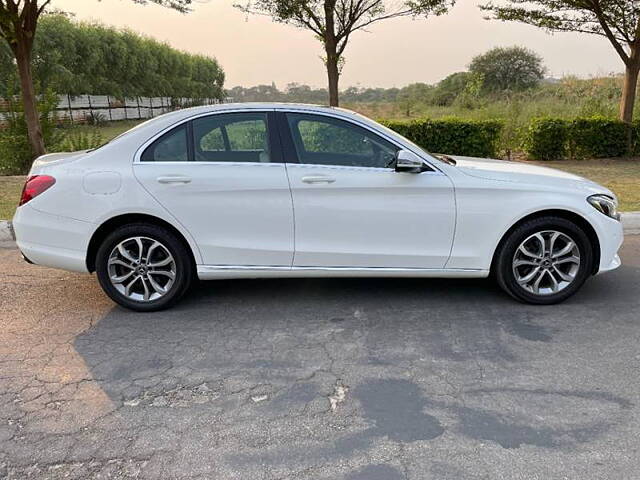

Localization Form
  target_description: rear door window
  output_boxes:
[192,113,271,163]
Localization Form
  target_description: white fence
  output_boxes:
[0,94,222,124]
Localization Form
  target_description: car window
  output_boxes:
[286,113,398,168]
[141,124,189,162]
[192,113,271,163]
[200,127,225,151]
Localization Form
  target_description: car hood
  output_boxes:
[449,155,613,196]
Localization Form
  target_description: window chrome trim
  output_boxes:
[133,161,285,168]
[283,162,445,175]
[132,106,443,173]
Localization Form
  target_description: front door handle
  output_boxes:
[157,175,192,184]
[301,175,336,184]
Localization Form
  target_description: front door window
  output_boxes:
[286,113,398,168]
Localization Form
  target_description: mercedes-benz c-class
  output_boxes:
[13,104,623,311]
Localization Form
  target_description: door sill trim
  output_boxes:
[197,265,488,280]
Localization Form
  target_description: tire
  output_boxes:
[95,223,193,312]
[494,216,594,305]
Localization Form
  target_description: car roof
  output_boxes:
[111,103,362,145]
[164,102,356,119]
[184,102,338,110]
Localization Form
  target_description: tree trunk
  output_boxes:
[620,46,640,124]
[325,46,340,107]
[323,0,339,107]
[14,42,46,159]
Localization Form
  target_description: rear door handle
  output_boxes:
[301,175,336,184]
[157,175,192,184]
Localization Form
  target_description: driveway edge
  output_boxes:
[2,213,640,246]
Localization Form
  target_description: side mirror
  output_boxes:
[394,149,427,173]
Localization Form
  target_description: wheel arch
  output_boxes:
[490,209,601,276]
[86,213,198,273]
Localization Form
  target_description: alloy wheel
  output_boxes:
[107,236,176,302]
[512,230,581,296]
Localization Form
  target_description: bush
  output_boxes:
[0,89,63,175]
[569,116,629,158]
[523,116,638,160]
[56,131,104,152]
[86,111,107,127]
[0,128,29,175]
[381,118,503,158]
[523,117,569,160]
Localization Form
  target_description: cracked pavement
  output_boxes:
[1,237,639,479]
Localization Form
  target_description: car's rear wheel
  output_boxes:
[95,223,193,311]
[495,217,594,304]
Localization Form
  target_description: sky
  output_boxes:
[54,0,622,89]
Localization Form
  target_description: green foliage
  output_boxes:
[481,0,640,122]
[569,117,630,159]
[382,118,503,158]
[523,118,568,161]
[430,72,472,106]
[86,112,107,127]
[56,131,105,152]
[225,121,267,151]
[481,0,639,43]
[523,116,638,160]
[0,89,63,175]
[229,75,636,128]
[297,120,373,155]
[453,72,486,109]
[469,46,545,92]
[397,83,433,116]
[0,15,225,99]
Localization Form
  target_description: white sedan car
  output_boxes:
[13,104,623,311]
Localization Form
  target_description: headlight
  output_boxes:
[588,194,620,221]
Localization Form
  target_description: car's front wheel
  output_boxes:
[495,216,594,304]
[95,223,193,311]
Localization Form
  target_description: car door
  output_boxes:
[279,111,455,269]
[133,111,294,267]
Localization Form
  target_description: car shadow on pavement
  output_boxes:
[70,268,639,477]
[72,268,639,408]
[74,275,507,398]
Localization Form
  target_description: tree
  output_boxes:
[10,15,225,99]
[430,71,471,106]
[237,0,455,106]
[0,0,193,160]
[469,46,544,92]
[481,1,640,123]
[396,82,431,116]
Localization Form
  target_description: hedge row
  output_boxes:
[382,118,503,158]
[523,116,640,160]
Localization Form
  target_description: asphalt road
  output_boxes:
[1,237,639,480]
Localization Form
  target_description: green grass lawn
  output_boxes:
[0,176,25,220]
[62,119,143,143]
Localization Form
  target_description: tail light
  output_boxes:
[19,175,56,206]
